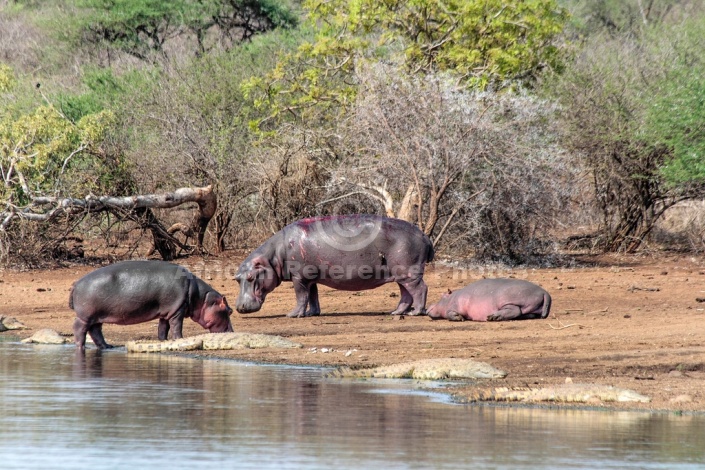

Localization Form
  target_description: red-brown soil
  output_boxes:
[2,252,704,412]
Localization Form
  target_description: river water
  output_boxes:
[0,340,703,469]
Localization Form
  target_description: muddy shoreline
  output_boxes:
[1,252,704,412]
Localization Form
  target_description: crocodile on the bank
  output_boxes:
[459,383,651,403]
[126,332,303,353]
[21,328,71,344]
[331,358,508,380]
[0,315,28,332]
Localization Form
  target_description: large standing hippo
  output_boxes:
[70,260,233,350]
[427,278,551,322]
[235,215,434,317]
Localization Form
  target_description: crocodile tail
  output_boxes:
[541,292,552,318]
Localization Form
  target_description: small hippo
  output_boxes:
[70,260,233,350]
[427,278,551,322]
[235,214,434,317]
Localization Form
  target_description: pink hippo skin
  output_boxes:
[70,260,233,350]
[427,278,551,322]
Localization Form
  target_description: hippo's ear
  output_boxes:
[204,291,221,305]
[447,289,453,295]
[249,256,278,281]
[251,256,270,270]
[219,296,233,314]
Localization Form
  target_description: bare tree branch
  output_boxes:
[1,185,217,259]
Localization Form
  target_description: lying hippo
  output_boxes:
[235,215,434,317]
[70,260,233,350]
[427,278,551,321]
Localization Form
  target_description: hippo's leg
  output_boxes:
[446,310,466,322]
[305,284,321,317]
[287,279,310,318]
[487,305,523,321]
[390,284,413,315]
[158,318,170,340]
[87,323,114,349]
[168,312,185,339]
[404,278,428,316]
[73,318,90,350]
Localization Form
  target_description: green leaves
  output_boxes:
[1,105,117,201]
[305,0,568,87]
[73,0,299,60]
[0,64,16,93]
[0,63,120,204]
[643,21,705,185]
[248,0,569,132]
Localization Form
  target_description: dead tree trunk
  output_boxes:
[0,185,217,261]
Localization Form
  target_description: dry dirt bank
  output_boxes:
[1,252,704,412]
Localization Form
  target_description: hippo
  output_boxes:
[70,260,233,350]
[235,214,434,317]
[427,278,551,321]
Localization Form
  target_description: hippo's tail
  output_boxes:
[68,286,74,310]
[541,292,552,319]
[426,237,435,263]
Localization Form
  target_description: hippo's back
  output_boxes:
[463,278,548,297]
[290,215,434,263]
[460,278,551,317]
[70,260,191,311]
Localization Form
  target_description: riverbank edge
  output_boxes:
[4,336,704,415]
[163,347,705,416]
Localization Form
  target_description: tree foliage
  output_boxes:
[116,30,302,249]
[547,15,705,252]
[246,0,568,130]
[643,20,705,185]
[73,0,299,61]
[309,0,568,87]
[334,65,571,261]
[559,0,702,36]
[0,64,16,92]
[0,64,125,205]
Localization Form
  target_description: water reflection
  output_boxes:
[0,343,703,469]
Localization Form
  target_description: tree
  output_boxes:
[245,0,569,130]
[310,0,567,87]
[74,0,298,62]
[313,64,572,261]
[549,18,705,253]
[559,0,702,37]
[0,99,119,206]
[116,30,304,250]
[643,20,705,186]
[0,63,134,265]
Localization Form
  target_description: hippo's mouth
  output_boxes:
[235,294,264,314]
[236,303,263,314]
[205,318,233,332]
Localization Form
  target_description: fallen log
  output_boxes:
[1,185,217,260]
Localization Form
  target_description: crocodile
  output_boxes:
[331,358,508,380]
[126,332,302,353]
[0,315,28,332]
[21,328,71,344]
[460,383,651,404]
